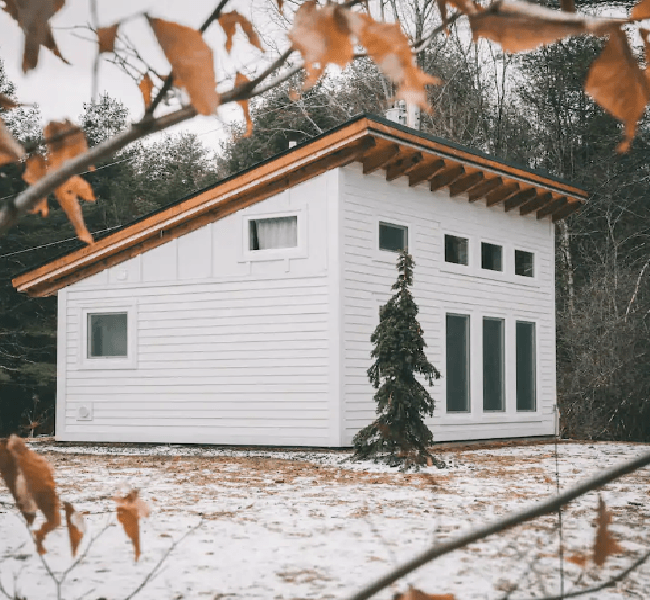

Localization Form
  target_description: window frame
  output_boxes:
[378,221,408,253]
[514,248,536,279]
[445,313,471,414]
[515,320,538,412]
[444,233,470,267]
[373,215,412,262]
[79,302,137,370]
[481,241,504,272]
[482,315,506,412]
[241,207,307,262]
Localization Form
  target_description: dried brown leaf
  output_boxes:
[139,73,155,109]
[235,72,253,137]
[147,17,219,116]
[22,154,49,216]
[115,490,150,562]
[469,0,621,53]
[585,29,650,152]
[397,587,456,600]
[218,11,264,54]
[0,93,20,110]
[44,119,89,171]
[289,0,355,89]
[54,176,96,245]
[350,13,441,111]
[97,23,119,54]
[0,119,25,166]
[566,553,588,567]
[593,495,623,566]
[632,0,650,20]
[7,435,60,554]
[2,0,68,72]
[64,501,85,557]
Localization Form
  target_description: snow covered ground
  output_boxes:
[1,441,649,600]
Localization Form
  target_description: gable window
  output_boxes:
[446,314,470,413]
[481,242,503,271]
[515,250,535,277]
[379,222,408,252]
[88,313,127,358]
[516,321,536,411]
[445,235,469,266]
[249,216,298,251]
[483,317,505,411]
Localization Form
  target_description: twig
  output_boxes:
[625,257,650,322]
[59,519,113,585]
[344,450,650,600]
[122,520,204,600]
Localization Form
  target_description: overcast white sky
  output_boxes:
[0,0,286,153]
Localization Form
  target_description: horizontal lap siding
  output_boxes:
[340,164,556,445]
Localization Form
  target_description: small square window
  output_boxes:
[249,216,297,251]
[379,222,408,252]
[515,250,534,277]
[88,313,128,358]
[445,235,469,265]
[481,242,503,271]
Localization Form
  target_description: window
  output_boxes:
[249,216,297,251]
[481,242,503,271]
[483,317,505,411]
[515,250,535,277]
[88,313,127,358]
[445,235,469,266]
[379,222,408,252]
[516,321,536,411]
[446,314,470,412]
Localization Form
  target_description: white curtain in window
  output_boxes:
[255,216,297,250]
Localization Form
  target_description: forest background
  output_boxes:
[1,0,649,443]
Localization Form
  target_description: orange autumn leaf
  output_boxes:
[97,23,119,54]
[349,13,441,111]
[397,587,456,600]
[566,553,588,567]
[469,0,622,54]
[7,435,60,554]
[44,119,90,171]
[585,29,650,152]
[22,154,49,216]
[0,119,25,166]
[289,0,355,89]
[54,176,96,244]
[0,93,20,110]
[64,502,85,557]
[218,11,264,54]
[235,72,253,137]
[115,489,150,562]
[139,73,155,109]
[631,0,650,20]
[593,496,623,566]
[2,0,68,72]
[147,17,219,116]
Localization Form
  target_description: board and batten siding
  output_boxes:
[57,170,343,446]
[339,163,557,445]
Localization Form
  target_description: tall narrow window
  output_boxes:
[516,321,536,411]
[515,250,535,277]
[249,216,298,251]
[445,235,469,265]
[88,313,128,358]
[483,317,505,411]
[446,314,470,412]
[481,242,503,271]
[379,222,408,252]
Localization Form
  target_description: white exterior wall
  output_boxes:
[340,164,557,445]
[57,170,342,446]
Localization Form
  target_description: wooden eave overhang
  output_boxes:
[13,116,588,297]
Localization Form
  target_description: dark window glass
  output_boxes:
[515,250,535,277]
[446,314,470,412]
[445,235,469,265]
[379,222,408,252]
[481,242,503,271]
[249,216,298,251]
[483,317,505,411]
[89,313,128,358]
[516,321,536,411]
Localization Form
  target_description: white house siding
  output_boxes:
[340,163,557,445]
[57,171,342,447]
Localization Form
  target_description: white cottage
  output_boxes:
[13,116,587,447]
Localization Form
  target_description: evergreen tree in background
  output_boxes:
[353,251,442,467]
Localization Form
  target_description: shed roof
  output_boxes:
[13,114,588,297]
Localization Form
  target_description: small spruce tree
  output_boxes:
[353,250,442,467]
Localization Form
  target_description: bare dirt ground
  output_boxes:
[1,441,649,600]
